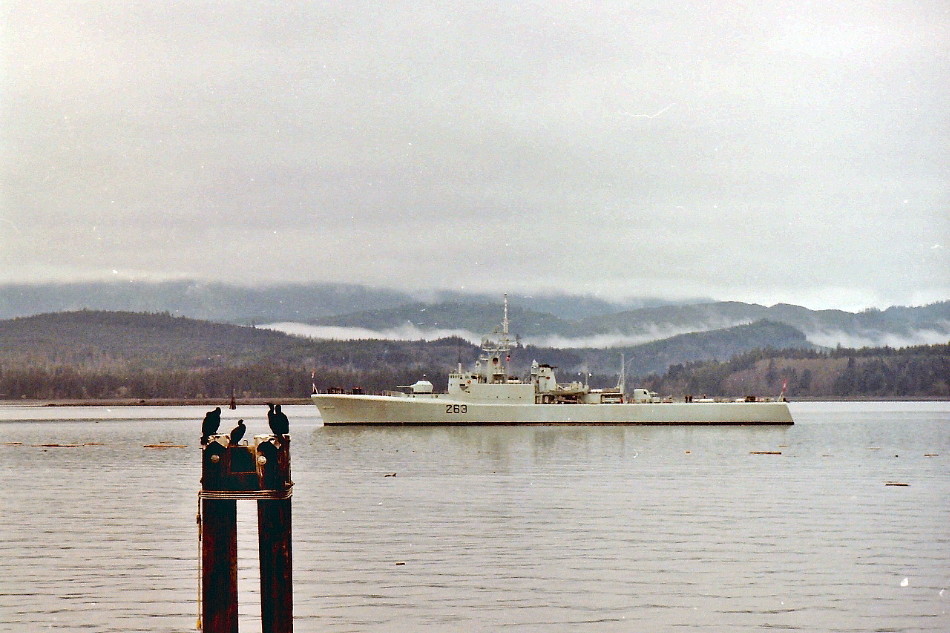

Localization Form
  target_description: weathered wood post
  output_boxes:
[201,437,239,632]
[257,437,293,633]
[200,432,293,632]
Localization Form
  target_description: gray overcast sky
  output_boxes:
[2,1,947,310]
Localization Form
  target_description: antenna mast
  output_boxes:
[502,293,509,337]
[617,353,626,394]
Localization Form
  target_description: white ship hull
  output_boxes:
[311,393,793,425]
[311,296,794,426]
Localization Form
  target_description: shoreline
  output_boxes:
[0,397,315,407]
[1,396,946,407]
[782,395,949,402]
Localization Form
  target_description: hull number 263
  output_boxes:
[446,404,468,414]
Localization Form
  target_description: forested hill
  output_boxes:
[521,320,814,376]
[0,311,946,399]
[0,311,477,399]
[0,310,467,370]
[641,344,949,400]
[0,310,298,369]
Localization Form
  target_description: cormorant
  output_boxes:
[200,407,222,445]
[229,419,246,445]
[269,404,290,436]
[266,402,276,432]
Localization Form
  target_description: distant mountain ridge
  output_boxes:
[0,281,684,323]
[1,281,947,350]
[0,281,413,323]
[309,299,950,350]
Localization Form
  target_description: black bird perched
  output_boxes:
[269,403,290,436]
[266,402,276,432]
[229,419,246,445]
[200,407,222,445]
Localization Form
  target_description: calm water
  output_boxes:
[0,402,947,632]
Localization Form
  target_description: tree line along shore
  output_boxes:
[2,344,946,401]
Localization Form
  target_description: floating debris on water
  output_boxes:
[144,443,188,449]
[884,482,909,486]
[750,451,782,455]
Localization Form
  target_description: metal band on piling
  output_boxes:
[198,487,294,501]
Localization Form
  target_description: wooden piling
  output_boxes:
[200,433,293,632]
[202,499,238,633]
[258,498,293,633]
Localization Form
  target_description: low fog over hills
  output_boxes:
[2,281,947,350]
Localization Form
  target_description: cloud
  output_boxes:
[261,322,484,345]
[265,319,950,352]
[265,320,747,349]
[3,2,948,310]
[522,320,749,349]
[803,326,950,350]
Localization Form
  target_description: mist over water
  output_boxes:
[802,326,950,350]
[1,402,947,632]
[262,322,485,345]
[263,321,701,348]
[264,321,950,350]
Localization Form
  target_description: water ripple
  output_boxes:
[0,402,947,631]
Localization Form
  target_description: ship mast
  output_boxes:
[478,294,513,384]
[502,293,509,339]
[617,353,626,395]
[499,293,512,363]
[499,293,512,381]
